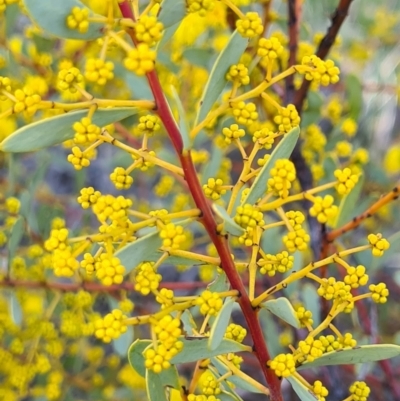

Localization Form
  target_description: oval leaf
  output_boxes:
[262,297,301,329]
[334,174,364,228]
[170,338,247,364]
[1,108,138,153]
[195,30,249,125]
[286,376,319,401]
[128,339,151,377]
[242,127,300,205]
[208,297,235,351]
[113,325,134,357]
[146,369,168,401]
[297,344,400,370]
[23,0,105,40]
[212,204,245,236]
[158,0,186,28]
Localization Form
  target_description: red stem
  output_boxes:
[118,3,283,400]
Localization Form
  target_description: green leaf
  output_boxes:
[158,0,186,28]
[115,231,161,274]
[242,127,300,205]
[297,344,400,370]
[180,310,198,335]
[113,325,134,357]
[1,108,138,153]
[208,297,235,351]
[334,174,364,228]
[146,369,168,401]
[23,0,105,40]
[211,357,264,394]
[212,204,245,236]
[345,74,363,120]
[202,147,223,183]
[183,48,214,68]
[9,292,23,326]
[170,86,191,150]
[258,308,282,357]
[195,30,249,125]
[128,339,151,377]
[302,283,321,327]
[8,216,25,263]
[262,297,301,329]
[159,366,180,389]
[170,338,248,364]
[207,272,230,293]
[286,376,319,401]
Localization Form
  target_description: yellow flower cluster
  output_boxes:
[224,323,247,343]
[73,117,101,145]
[258,251,294,276]
[312,380,329,401]
[95,254,125,285]
[57,67,83,93]
[203,178,226,200]
[252,128,275,149]
[124,44,156,76]
[13,88,41,115]
[234,203,265,230]
[226,63,249,86]
[135,15,164,46]
[134,262,161,295]
[222,123,245,144]
[77,187,101,209]
[137,115,161,136]
[0,75,12,94]
[132,150,156,171]
[344,265,368,288]
[110,167,134,190]
[155,288,174,308]
[52,247,79,277]
[309,195,338,224]
[274,104,300,133]
[5,197,20,214]
[159,223,187,249]
[317,277,351,302]
[296,336,324,363]
[367,233,390,257]
[196,290,223,316]
[334,168,359,195]
[187,0,215,16]
[94,309,127,343]
[369,282,389,304]
[341,118,358,137]
[349,381,370,401]
[295,306,313,328]
[44,228,69,251]
[231,101,258,126]
[267,159,296,198]
[200,372,221,396]
[301,55,340,86]
[236,12,263,38]
[66,7,89,33]
[335,140,352,158]
[92,194,132,223]
[268,353,296,378]
[257,37,284,62]
[84,58,114,86]
[67,146,92,170]
[154,315,182,348]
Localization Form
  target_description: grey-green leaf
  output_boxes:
[170,338,247,364]
[212,204,245,236]
[208,297,235,351]
[195,30,249,125]
[158,0,186,28]
[10,292,23,326]
[1,108,138,153]
[23,0,105,40]
[128,339,151,377]
[170,86,191,150]
[146,369,168,401]
[334,174,364,228]
[242,127,300,205]
[208,273,230,293]
[113,326,134,357]
[286,376,319,401]
[262,297,301,329]
[8,216,25,263]
[297,344,400,370]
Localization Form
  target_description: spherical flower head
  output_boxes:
[154,315,182,348]
[317,277,351,302]
[134,261,161,295]
[335,140,353,158]
[5,197,20,214]
[57,67,83,93]
[351,148,369,165]
[274,104,300,133]
[203,178,226,200]
[196,290,223,316]
[44,228,69,251]
[155,288,174,308]
[309,195,338,224]
[312,380,329,401]
[339,332,357,348]
[369,282,389,304]
[257,37,284,61]
[187,0,215,16]
[84,58,114,86]
[200,371,221,396]
[66,6,89,33]
[77,187,101,209]
[94,309,127,343]
[138,115,161,136]
[95,254,125,286]
[334,168,359,195]
[124,43,156,76]
[268,353,295,378]
[226,63,250,86]
[224,323,247,343]
[349,381,370,401]
[222,123,245,144]
[344,265,368,288]
[367,233,390,257]
[159,223,187,250]
[341,117,358,137]
[301,55,340,86]
[144,342,182,373]
[110,167,134,190]
[236,12,263,38]
[296,336,324,363]
[0,75,12,96]
[135,15,164,45]
[132,150,156,171]
[92,194,132,223]
[252,128,275,149]
[267,159,297,198]
[52,246,79,277]
[231,101,258,126]
[13,87,41,115]
[258,251,294,276]
[295,306,313,328]
[234,203,265,229]
[73,117,101,145]
[67,146,91,170]
[318,334,341,353]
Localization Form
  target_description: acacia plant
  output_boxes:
[0,1,400,401]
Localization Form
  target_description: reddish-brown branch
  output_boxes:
[118,4,283,399]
